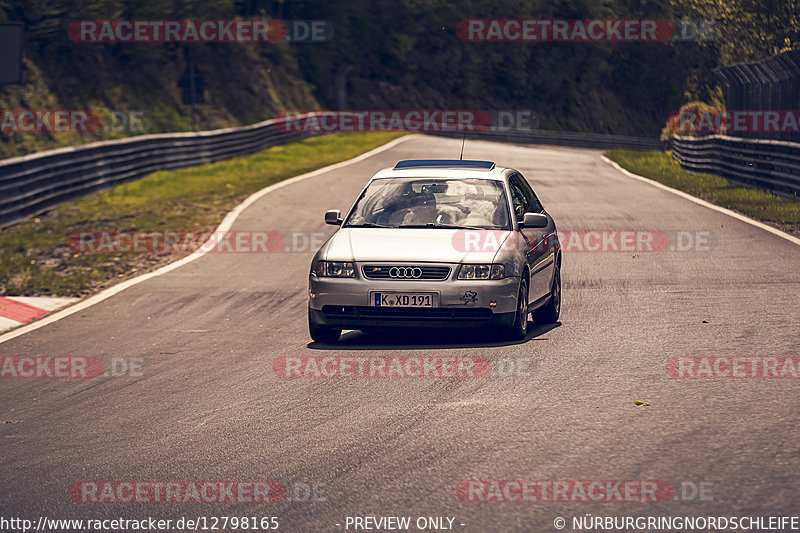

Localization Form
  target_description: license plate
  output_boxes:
[371,292,436,308]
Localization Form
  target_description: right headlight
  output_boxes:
[313,260,355,278]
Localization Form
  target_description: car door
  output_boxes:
[510,173,554,302]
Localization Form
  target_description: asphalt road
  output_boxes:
[2,135,799,532]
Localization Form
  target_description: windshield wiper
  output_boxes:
[399,223,485,230]
[345,222,395,228]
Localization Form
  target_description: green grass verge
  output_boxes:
[604,149,800,237]
[0,131,407,297]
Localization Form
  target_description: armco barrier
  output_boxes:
[1,117,665,228]
[0,117,314,227]
[671,134,800,197]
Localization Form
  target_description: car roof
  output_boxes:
[370,160,513,181]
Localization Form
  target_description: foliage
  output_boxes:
[2,0,797,154]
[660,100,721,140]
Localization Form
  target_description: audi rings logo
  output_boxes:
[389,267,423,279]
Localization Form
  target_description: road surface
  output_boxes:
[2,135,799,531]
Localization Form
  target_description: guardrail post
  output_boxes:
[335,64,354,111]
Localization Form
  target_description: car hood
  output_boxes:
[323,228,510,263]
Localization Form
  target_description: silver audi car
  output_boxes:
[307,159,561,342]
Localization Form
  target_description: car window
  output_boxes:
[508,178,528,222]
[344,177,511,229]
[516,174,543,213]
[509,174,543,216]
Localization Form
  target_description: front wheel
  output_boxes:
[506,278,529,340]
[536,266,561,324]
[308,309,341,343]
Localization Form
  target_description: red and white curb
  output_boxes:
[0,296,78,333]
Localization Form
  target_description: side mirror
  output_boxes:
[324,209,342,226]
[521,212,548,229]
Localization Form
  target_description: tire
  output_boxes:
[536,266,561,324]
[506,278,529,340]
[308,309,341,343]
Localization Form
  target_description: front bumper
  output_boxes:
[308,269,520,330]
[309,306,516,330]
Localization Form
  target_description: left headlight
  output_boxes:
[458,264,505,280]
[314,260,355,278]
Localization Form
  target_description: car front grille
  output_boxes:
[361,265,451,280]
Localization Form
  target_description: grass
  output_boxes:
[604,149,800,237]
[0,131,407,296]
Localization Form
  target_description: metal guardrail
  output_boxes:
[671,134,800,197]
[436,128,666,151]
[0,117,314,227]
[1,116,665,228]
[716,50,800,143]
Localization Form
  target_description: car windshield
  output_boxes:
[344,177,511,229]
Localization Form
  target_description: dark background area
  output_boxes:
[0,0,797,157]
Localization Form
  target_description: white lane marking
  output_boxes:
[600,155,800,247]
[0,134,417,346]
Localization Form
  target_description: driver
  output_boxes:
[387,183,438,225]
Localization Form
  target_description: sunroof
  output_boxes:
[393,159,496,170]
